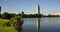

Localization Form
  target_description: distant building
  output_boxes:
[36,3,40,32]
[36,3,40,15]
[0,6,1,14]
[0,6,1,18]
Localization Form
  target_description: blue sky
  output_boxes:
[0,0,60,15]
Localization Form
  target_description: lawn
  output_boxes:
[0,18,18,32]
[0,18,10,26]
[0,27,18,32]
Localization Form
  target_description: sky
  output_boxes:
[0,0,60,15]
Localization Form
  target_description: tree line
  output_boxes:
[0,12,60,20]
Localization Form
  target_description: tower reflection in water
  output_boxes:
[36,18,40,32]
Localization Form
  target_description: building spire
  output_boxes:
[0,6,1,18]
[0,6,1,14]
[36,3,40,15]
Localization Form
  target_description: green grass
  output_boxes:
[0,27,18,32]
[0,18,18,32]
[0,18,10,26]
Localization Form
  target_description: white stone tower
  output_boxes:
[0,6,1,18]
[36,3,40,15]
[0,6,1,14]
[36,3,40,32]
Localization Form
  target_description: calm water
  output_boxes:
[23,17,60,32]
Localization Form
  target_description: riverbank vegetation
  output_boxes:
[0,12,60,32]
[0,18,18,32]
[0,13,23,32]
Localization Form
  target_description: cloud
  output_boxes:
[46,9,60,15]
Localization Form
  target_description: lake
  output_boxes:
[22,17,60,32]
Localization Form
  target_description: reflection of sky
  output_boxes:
[22,18,60,32]
[41,18,60,25]
[23,18,36,25]
[40,17,60,32]
[23,18,37,32]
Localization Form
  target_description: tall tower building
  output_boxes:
[0,6,1,18]
[36,3,40,32]
[0,6,1,14]
[36,3,40,15]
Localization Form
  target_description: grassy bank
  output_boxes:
[0,18,18,32]
[0,27,18,32]
[0,18,9,26]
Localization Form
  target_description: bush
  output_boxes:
[12,16,22,22]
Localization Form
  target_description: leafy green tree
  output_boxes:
[1,12,10,19]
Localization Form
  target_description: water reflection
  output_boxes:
[36,18,40,32]
[40,18,60,32]
[23,18,60,32]
[23,18,40,32]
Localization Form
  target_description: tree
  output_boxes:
[1,12,10,19]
